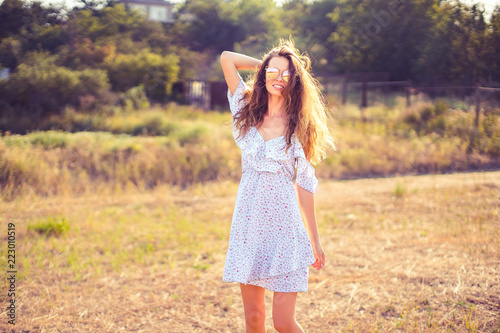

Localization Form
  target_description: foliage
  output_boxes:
[172,0,244,55]
[231,0,289,55]
[171,0,289,76]
[119,85,150,111]
[282,0,339,62]
[0,0,499,121]
[27,216,70,236]
[282,0,500,83]
[104,49,179,101]
[0,0,61,40]
[60,37,115,69]
[68,3,144,42]
[0,51,110,116]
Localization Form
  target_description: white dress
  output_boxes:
[222,79,318,292]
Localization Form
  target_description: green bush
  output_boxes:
[105,49,180,101]
[467,128,485,153]
[119,85,150,111]
[429,116,447,135]
[420,105,434,122]
[130,113,178,136]
[28,130,70,149]
[434,100,448,116]
[404,102,451,136]
[28,216,70,237]
[1,60,110,116]
[487,134,500,157]
[392,181,407,199]
[403,112,420,126]
[483,113,497,138]
[176,124,210,145]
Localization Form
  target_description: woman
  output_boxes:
[221,39,335,333]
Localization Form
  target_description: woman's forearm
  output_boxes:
[295,183,321,245]
[220,51,262,71]
[221,51,262,94]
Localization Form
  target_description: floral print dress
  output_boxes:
[222,79,318,292]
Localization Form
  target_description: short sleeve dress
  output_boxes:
[222,79,318,293]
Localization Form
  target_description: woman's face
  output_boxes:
[265,56,290,98]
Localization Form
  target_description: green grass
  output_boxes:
[27,216,70,236]
[393,181,408,199]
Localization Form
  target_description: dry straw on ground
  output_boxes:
[1,171,499,332]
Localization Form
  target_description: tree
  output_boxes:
[0,51,110,116]
[0,0,28,39]
[104,49,180,101]
[0,0,64,67]
[485,6,500,80]
[68,3,145,43]
[173,0,244,55]
[232,0,289,56]
[326,0,440,79]
[434,1,492,85]
[282,0,339,70]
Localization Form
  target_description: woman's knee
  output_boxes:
[240,284,266,328]
[245,308,266,328]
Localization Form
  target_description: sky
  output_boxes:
[33,0,499,19]
[460,0,499,16]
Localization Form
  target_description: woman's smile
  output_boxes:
[272,83,285,90]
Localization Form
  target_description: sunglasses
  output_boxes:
[265,67,290,83]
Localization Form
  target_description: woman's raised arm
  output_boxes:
[220,51,262,95]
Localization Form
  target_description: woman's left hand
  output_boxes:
[311,241,325,270]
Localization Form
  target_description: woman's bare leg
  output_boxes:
[272,291,304,333]
[240,283,266,333]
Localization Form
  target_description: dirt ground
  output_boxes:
[1,171,499,332]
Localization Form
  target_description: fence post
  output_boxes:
[475,83,480,128]
[204,82,210,111]
[342,75,348,106]
[405,80,412,111]
[361,73,367,121]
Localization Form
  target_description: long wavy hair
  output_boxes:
[233,39,336,165]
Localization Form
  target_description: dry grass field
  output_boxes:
[1,171,499,332]
[2,98,499,202]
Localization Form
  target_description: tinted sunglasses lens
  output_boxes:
[266,68,279,80]
[283,71,290,82]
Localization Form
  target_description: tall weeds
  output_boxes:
[1,100,498,200]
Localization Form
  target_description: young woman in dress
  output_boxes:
[221,39,335,333]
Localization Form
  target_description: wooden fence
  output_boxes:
[172,81,229,111]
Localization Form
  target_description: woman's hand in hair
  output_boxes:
[220,51,262,95]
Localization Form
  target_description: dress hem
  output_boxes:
[222,262,313,293]
[221,279,309,293]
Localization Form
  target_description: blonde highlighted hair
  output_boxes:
[234,38,336,165]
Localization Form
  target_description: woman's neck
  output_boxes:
[267,94,286,118]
